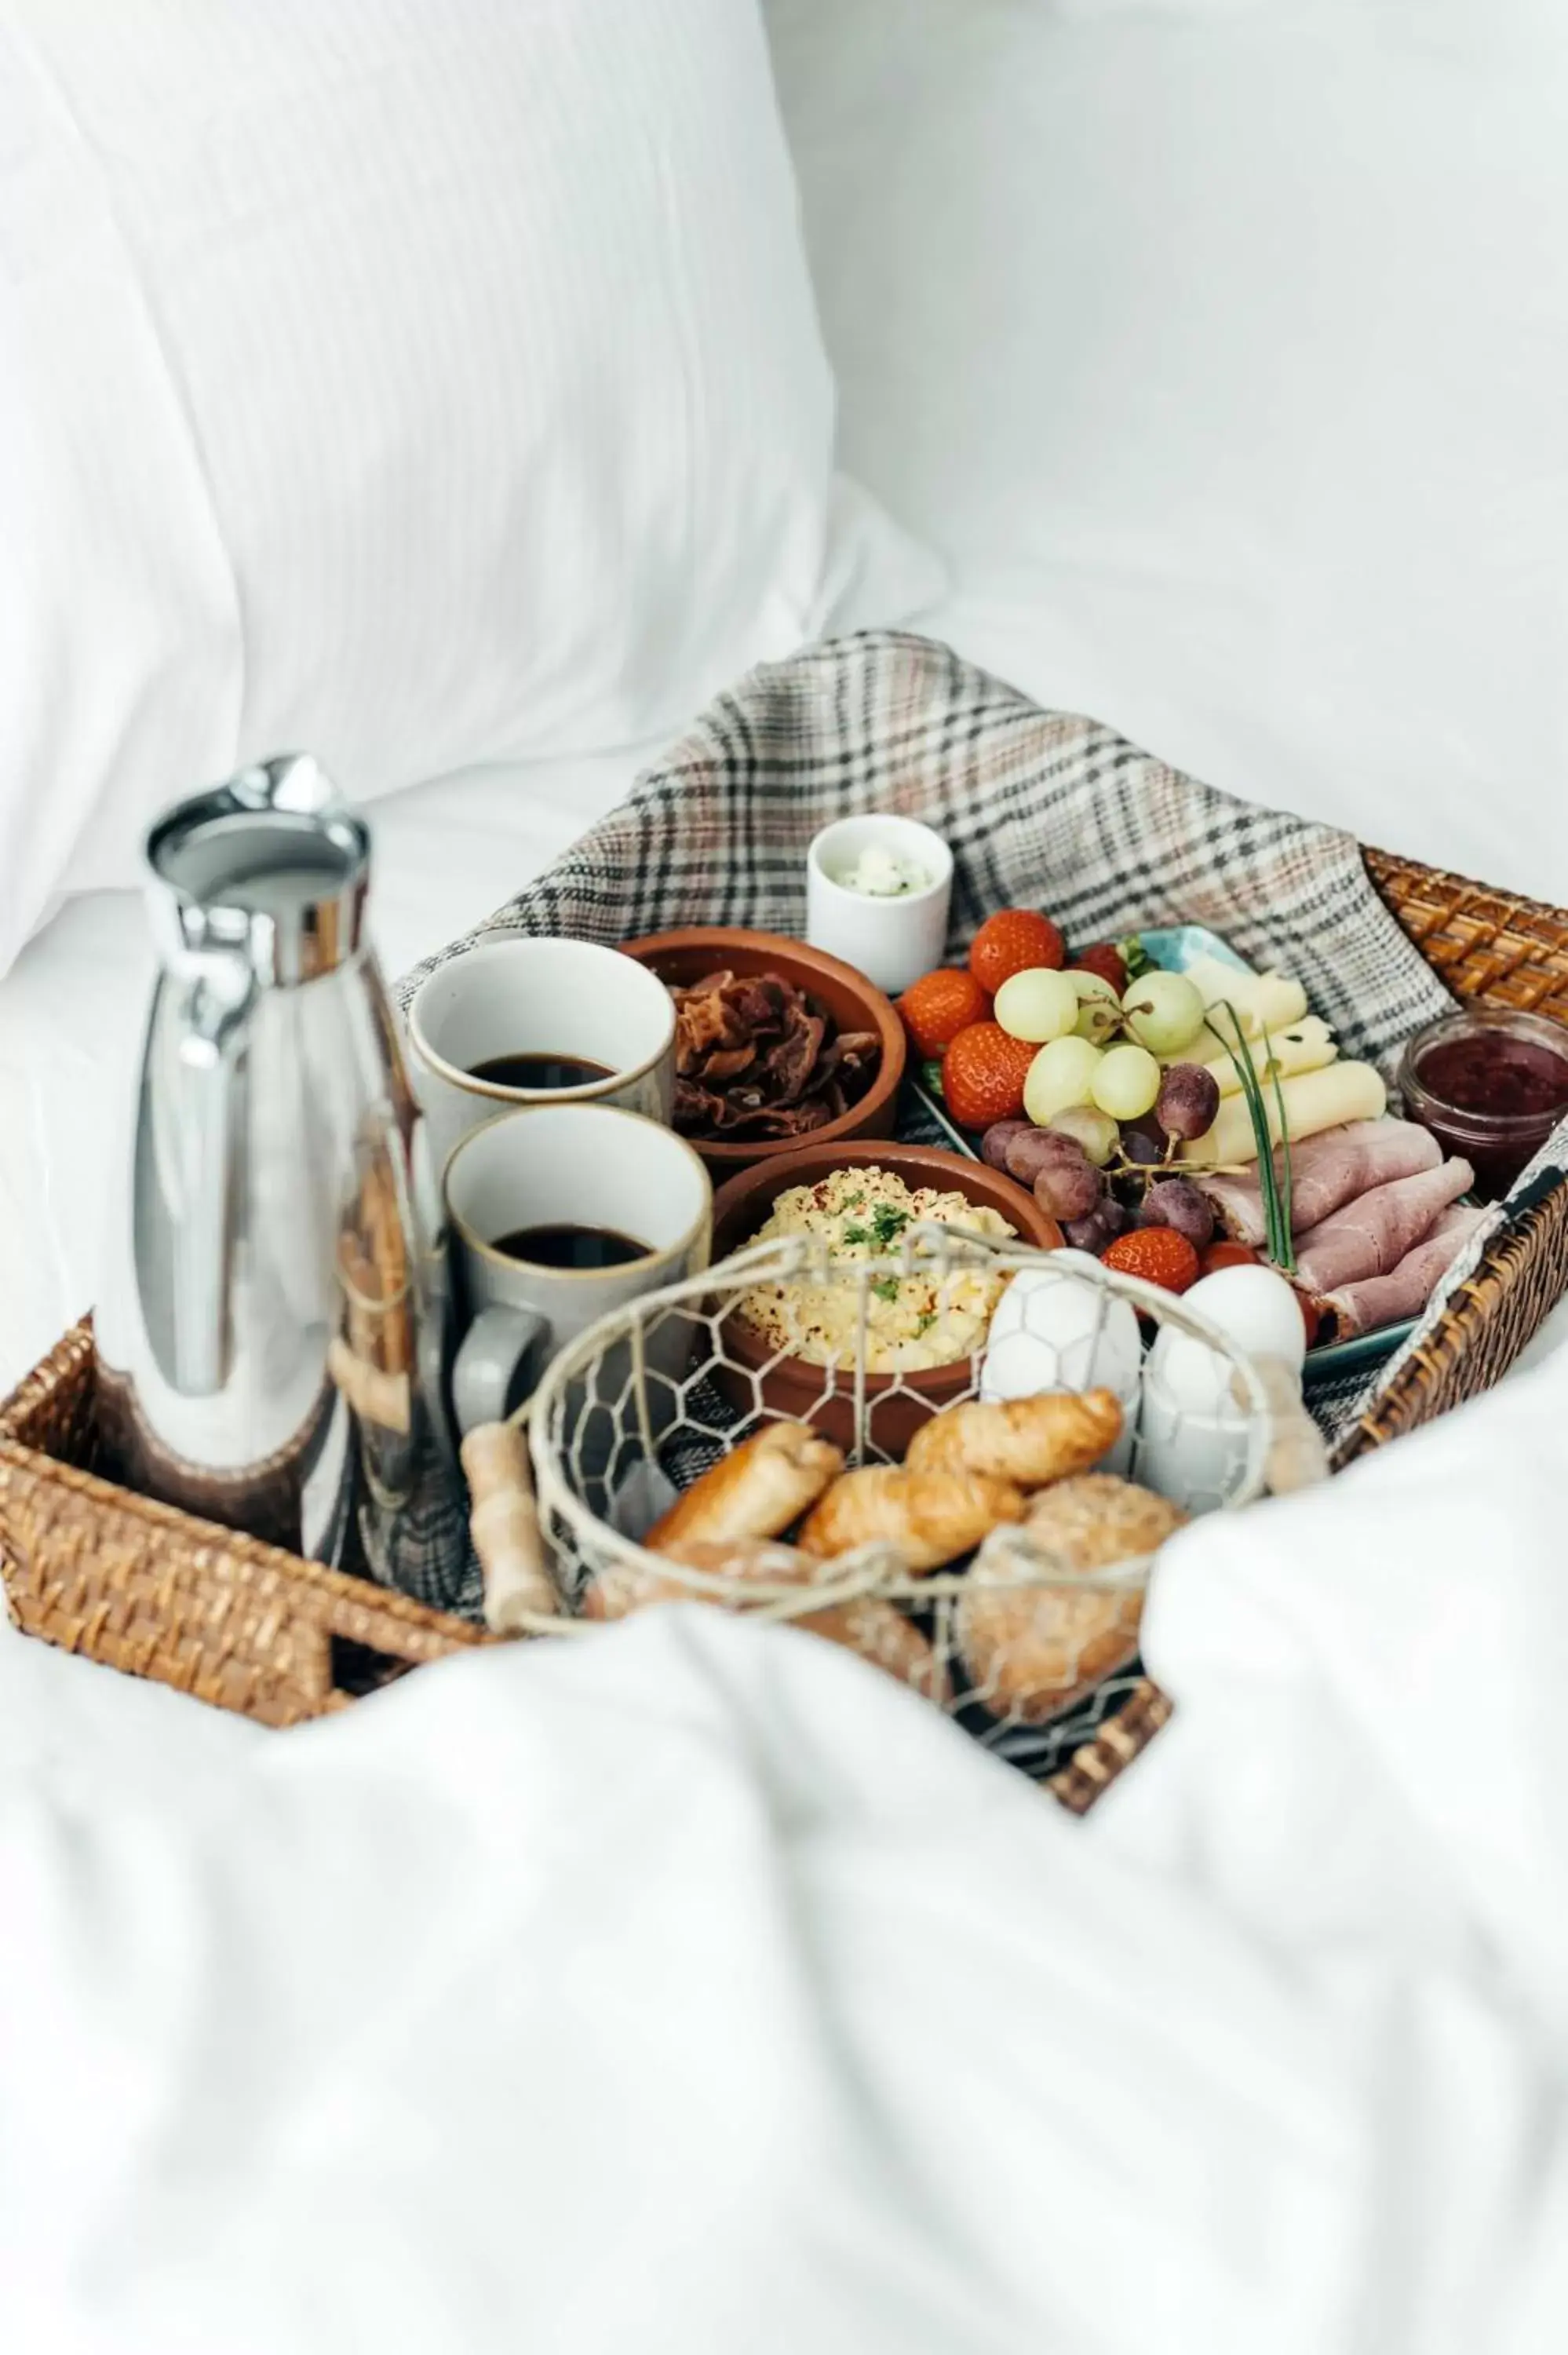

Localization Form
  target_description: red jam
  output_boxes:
[1402,1011,1568,1199]
[1414,1032,1568,1122]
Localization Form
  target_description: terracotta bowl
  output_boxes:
[620,927,906,1171]
[707,1140,1063,1457]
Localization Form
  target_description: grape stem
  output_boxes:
[1111,1151,1254,1181]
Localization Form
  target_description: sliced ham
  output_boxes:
[1196,1118,1442,1246]
[1293,1158,1475,1294]
[1320,1206,1487,1338]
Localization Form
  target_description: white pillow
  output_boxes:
[0,0,937,972]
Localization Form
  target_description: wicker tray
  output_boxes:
[3,846,1566,1800]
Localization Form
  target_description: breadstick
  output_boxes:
[797,1465,1024,1572]
[645,1422,844,1552]
[958,1475,1185,1724]
[461,1421,562,1632]
[904,1389,1121,1488]
[326,1334,411,1435]
[583,1536,949,1703]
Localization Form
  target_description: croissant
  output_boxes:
[957,1474,1187,1725]
[797,1464,1024,1572]
[904,1388,1121,1488]
[582,1536,949,1703]
[646,1421,844,1552]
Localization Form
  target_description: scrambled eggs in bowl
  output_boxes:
[735,1166,1015,1372]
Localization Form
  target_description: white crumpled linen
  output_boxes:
[2,1361,1568,2353]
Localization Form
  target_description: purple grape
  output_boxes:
[1154,1063,1222,1145]
[981,1119,1033,1173]
[1004,1127,1081,1187]
[1118,1124,1167,1173]
[1139,1178,1216,1250]
[1031,1144,1103,1223]
[1063,1199,1125,1253]
[1110,1123,1165,1210]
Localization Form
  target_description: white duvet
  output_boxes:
[3,1350,1566,2353]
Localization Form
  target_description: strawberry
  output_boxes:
[941,1021,1039,1131]
[1099,1227,1201,1294]
[897,967,991,1059]
[968,909,1064,996]
[1068,941,1129,997]
[1198,1239,1260,1277]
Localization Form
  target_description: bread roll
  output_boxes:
[583,1536,949,1703]
[904,1389,1121,1488]
[584,1534,808,1618]
[957,1474,1186,1724]
[797,1464,1024,1572]
[803,1595,951,1703]
[645,1421,843,1551]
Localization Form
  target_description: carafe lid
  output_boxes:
[146,754,370,985]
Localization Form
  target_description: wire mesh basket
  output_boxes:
[526,1225,1291,1782]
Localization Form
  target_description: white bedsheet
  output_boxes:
[3,1351,1567,2353]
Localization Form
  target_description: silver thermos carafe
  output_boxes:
[96,756,475,1613]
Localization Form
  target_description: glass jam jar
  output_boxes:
[1400,1008,1568,1199]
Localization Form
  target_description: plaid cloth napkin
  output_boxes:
[399,632,1453,1072]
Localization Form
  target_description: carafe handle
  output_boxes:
[170,947,256,1396]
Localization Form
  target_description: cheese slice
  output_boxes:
[1202,1015,1337,1099]
[1181,1059,1387,1167]
[1185,957,1309,1039]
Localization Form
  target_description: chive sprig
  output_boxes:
[1213,1001,1296,1276]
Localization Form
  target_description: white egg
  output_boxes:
[1187,1264,1307,1371]
[982,1251,1143,1405]
[1146,1263,1306,1415]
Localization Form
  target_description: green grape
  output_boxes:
[1023,1035,1103,1123]
[1069,972,1122,1045]
[994,966,1081,1044]
[1119,969,1205,1057]
[1090,1042,1162,1121]
[1047,1104,1119,1166]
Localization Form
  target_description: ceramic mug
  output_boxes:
[445,1104,713,1433]
[407,936,677,1170]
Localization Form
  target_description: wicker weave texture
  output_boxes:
[1337,851,1568,1464]
[1363,845,1568,1022]
[0,1322,490,1727]
[2,847,1566,1798]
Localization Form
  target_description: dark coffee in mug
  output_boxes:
[468,1052,615,1091]
[490,1223,651,1270]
